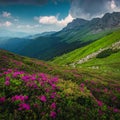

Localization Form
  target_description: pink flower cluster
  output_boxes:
[96,100,103,107]
[0,97,6,103]
[5,76,10,86]
[39,95,47,102]
[50,102,56,109]
[50,111,57,119]
[1,68,61,118]
[11,95,28,102]
[12,71,24,78]
[18,103,30,110]
[80,83,85,92]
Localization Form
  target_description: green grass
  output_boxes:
[77,50,120,77]
[60,27,113,43]
[0,27,120,120]
[52,29,120,65]
[0,49,120,119]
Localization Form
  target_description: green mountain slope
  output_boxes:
[80,50,120,70]
[0,49,120,119]
[21,12,120,60]
[53,29,120,66]
[18,29,111,60]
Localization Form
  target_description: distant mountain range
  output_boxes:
[0,12,120,60]
[0,29,30,38]
[63,12,120,32]
[26,31,56,39]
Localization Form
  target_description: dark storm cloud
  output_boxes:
[114,0,120,6]
[0,0,48,5]
[70,0,120,19]
[0,0,69,5]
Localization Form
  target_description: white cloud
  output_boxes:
[111,0,116,9]
[39,16,58,24]
[15,24,42,34]
[17,24,41,29]
[2,11,11,18]
[70,0,120,20]
[0,21,12,27]
[38,14,74,27]
[4,21,12,27]
[107,0,120,13]
[58,14,74,26]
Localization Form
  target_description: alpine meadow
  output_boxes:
[0,0,120,120]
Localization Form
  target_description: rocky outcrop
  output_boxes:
[70,40,120,67]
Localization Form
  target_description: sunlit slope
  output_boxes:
[53,29,120,65]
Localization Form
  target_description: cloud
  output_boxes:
[4,21,12,27]
[38,14,74,26]
[2,11,11,18]
[17,24,41,29]
[0,21,12,27]
[70,0,120,20]
[110,0,120,11]
[111,0,116,9]
[0,0,66,5]
[15,24,43,33]
[39,16,58,24]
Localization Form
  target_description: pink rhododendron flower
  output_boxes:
[104,88,108,93]
[50,111,57,119]
[0,97,5,103]
[51,84,56,90]
[5,81,10,86]
[18,103,30,110]
[51,77,58,83]
[50,92,57,99]
[45,88,50,92]
[80,83,85,88]
[113,108,119,113]
[40,95,47,102]
[11,95,28,102]
[5,76,10,81]
[50,102,56,109]
[97,100,103,107]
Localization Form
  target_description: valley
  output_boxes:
[0,11,120,120]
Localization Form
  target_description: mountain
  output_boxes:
[62,18,89,31]
[52,28,120,76]
[0,37,30,53]
[26,31,56,39]
[0,31,56,54]
[0,29,30,38]
[1,12,120,60]
[0,12,120,119]
[16,12,120,60]
[63,12,120,33]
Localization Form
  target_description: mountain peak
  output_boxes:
[63,12,120,32]
[62,18,89,31]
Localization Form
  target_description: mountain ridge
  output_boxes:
[1,12,120,60]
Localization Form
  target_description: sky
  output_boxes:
[0,0,120,35]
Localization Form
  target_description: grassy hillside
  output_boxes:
[0,25,115,61]
[0,49,120,120]
[53,29,120,65]
[18,29,110,61]
[58,27,113,43]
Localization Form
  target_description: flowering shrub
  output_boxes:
[0,50,120,120]
[0,68,61,119]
